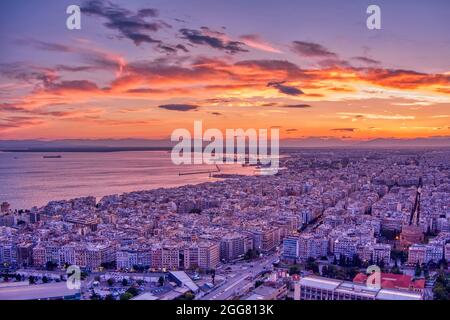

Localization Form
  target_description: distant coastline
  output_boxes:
[1,147,173,153]
[3,146,450,154]
[1,136,449,152]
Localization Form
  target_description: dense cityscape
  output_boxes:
[1,148,449,301]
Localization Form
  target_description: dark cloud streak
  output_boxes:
[180,28,248,54]
[291,41,337,58]
[158,104,199,111]
[267,81,304,96]
[81,0,163,46]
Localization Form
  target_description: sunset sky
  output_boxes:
[0,0,449,141]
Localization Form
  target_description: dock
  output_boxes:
[179,165,221,176]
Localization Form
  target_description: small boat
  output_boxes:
[43,155,62,159]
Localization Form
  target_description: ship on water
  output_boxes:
[43,155,62,159]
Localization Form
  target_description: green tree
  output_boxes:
[390,266,402,275]
[121,278,128,286]
[352,254,362,268]
[45,261,57,271]
[184,292,195,300]
[336,269,347,280]
[158,276,165,287]
[289,265,300,275]
[90,292,101,300]
[433,283,449,300]
[306,258,319,274]
[414,263,422,277]
[321,265,328,277]
[327,265,338,278]
[346,267,360,280]
[126,286,140,297]
[433,272,450,300]
[332,256,338,265]
[107,278,115,287]
[120,292,133,301]
[423,265,430,279]
[105,294,115,301]
[244,249,259,260]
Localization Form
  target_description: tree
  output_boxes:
[244,249,259,261]
[332,256,338,265]
[101,261,116,270]
[121,278,128,286]
[439,259,448,270]
[120,292,133,301]
[289,265,300,276]
[352,254,362,268]
[105,294,115,301]
[414,263,422,277]
[28,276,36,284]
[306,258,319,274]
[184,292,195,300]
[90,292,101,300]
[133,265,145,273]
[107,278,115,287]
[328,265,338,278]
[158,276,165,287]
[336,269,347,280]
[390,266,402,275]
[321,265,328,277]
[432,272,450,300]
[433,283,449,300]
[126,286,140,297]
[45,261,57,271]
[211,269,216,284]
[42,276,49,284]
[346,267,360,281]
[423,264,430,279]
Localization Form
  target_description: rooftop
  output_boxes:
[0,282,80,300]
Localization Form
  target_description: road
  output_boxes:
[200,256,277,300]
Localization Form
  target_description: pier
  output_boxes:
[179,165,221,177]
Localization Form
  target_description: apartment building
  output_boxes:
[198,242,220,270]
